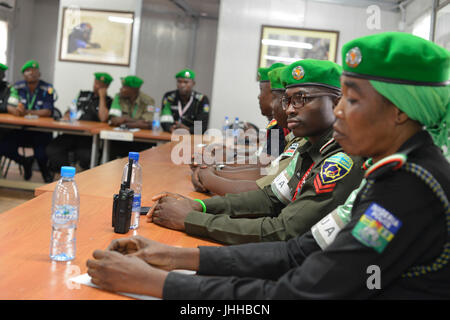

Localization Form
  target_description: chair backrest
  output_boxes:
[52,107,62,120]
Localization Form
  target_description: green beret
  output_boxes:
[175,69,195,80]
[121,75,143,88]
[21,60,39,73]
[342,32,450,85]
[281,59,342,89]
[268,66,286,91]
[258,62,285,82]
[94,72,113,85]
[0,63,7,71]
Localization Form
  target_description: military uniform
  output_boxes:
[256,135,306,188]
[0,63,11,139]
[47,90,113,171]
[164,130,450,299]
[184,128,365,244]
[109,91,156,123]
[108,77,157,159]
[160,90,210,134]
[0,80,10,113]
[0,75,55,182]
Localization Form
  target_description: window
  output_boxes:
[412,12,431,41]
[0,20,7,65]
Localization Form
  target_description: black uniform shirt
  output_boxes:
[76,91,112,122]
[0,81,10,113]
[163,131,450,299]
[160,90,210,134]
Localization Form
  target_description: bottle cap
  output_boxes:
[128,152,140,161]
[61,166,76,178]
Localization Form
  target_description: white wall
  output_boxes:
[209,0,400,131]
[53,0,142,113]
[136,6,217,108]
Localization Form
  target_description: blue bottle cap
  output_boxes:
[60,166,76,178]
[128,152,139,161]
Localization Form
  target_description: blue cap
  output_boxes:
[128,152,139,161]
[60,166,76,177]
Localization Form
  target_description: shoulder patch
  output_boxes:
[281,142,299,158]
[195,93,203,100]
[203,104,210,113]
[314,152,354,194]
[351,203,402,253]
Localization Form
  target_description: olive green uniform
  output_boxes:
[108,91,157,158]
[184,128,365,244]
[108,92,156,122]
[256,135,306,188]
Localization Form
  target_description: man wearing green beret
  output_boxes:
[87,33,450,300]
[146,59,364,245]
[46,72,113,173]
[0,59,54,182]
[0,62,11,114]
[160,68,210,134]
[191,65,304,196]
[108,75,157,158]
[256,62,290,159]
[0,63,12,143]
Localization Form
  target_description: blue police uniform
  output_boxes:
[0,79,55,182]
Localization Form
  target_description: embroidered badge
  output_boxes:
[314,152,353,194]
[203,104,210,113]
[147,105,155,112]
[281,142,299,158]
[351,203,402,253]
[266,119,278,129]
[345,47,362,68]
[292,66,305,80]
[47,87,54,95]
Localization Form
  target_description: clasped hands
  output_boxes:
[86,235,200,298]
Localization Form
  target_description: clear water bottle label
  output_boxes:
[53,205,78,224]
[132,194,141,212]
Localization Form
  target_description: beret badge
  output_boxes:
[292,66,305,80]
[345,47,362,68]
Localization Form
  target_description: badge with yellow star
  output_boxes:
[314,152,353,194]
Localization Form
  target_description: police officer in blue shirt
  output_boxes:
[0,60,55,182]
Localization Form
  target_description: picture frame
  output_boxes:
[258,25,339,70]
[59,7,134,66]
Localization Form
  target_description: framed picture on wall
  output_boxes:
[258,25,339,71]
[59,7,134,66]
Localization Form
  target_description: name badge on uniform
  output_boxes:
[351,203,402,253]
[270,153,299,205]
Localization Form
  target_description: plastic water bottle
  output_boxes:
[222,116,230,136]
[69,99,78,123]
[152,107,161,134]
[50,166,79,262]
[232,117,240,139]
[122,152,142,229]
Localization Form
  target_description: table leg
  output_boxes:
[102,139,110,164]
[90,134,99,168]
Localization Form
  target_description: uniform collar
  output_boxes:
[298,127,336,163]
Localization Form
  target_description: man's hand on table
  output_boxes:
[146,192,203,231]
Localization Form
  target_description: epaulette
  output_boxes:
[266,119,277,129]
[195,93,203,101]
